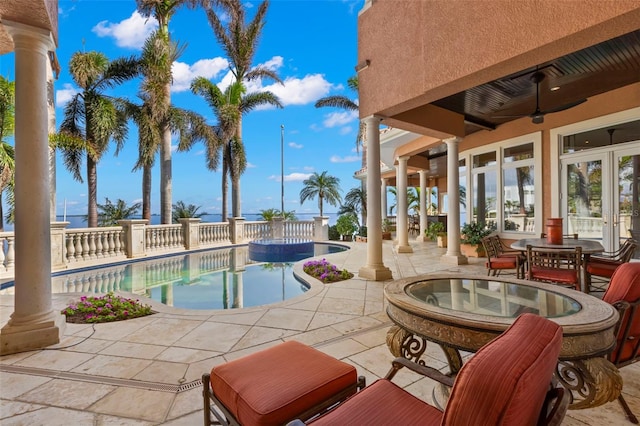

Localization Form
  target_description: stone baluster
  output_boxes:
[88,233,97,259]
[74,234,83,262]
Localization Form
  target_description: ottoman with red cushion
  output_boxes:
[202,340,365,426]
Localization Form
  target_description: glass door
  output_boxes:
[562,148,640,252]
[561,153,609,247]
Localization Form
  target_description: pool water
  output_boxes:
[36,243,346,310]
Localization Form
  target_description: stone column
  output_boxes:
[0,22,66,355]
[395,156,413,253]
[442,137,468,265]
[119,219,149,258]
[178,218,200,250]
[358,116,392,281]
[313,216,328,241]
[47,56,57,221]
[381,178,388,219]
[229,217,245,244]
[272,217,284,239]
[50,222,69,271]
[416,170,429,242]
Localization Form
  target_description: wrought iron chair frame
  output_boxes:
[525,245,582,291]
[482,235,525,279]
[585,238,637,293]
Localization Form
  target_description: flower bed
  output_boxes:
[303,258,354,283]
[61,292,154,324]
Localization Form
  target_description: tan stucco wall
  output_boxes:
[358,0,640,119]
[0,0,58,54]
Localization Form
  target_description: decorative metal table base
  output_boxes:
[387,325,622,410]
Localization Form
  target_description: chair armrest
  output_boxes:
[389,357,455,387]
[539,387,570,426]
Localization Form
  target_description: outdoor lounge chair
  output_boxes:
[585,238,637,293]
[202,340,365,426]
[289,313,569,426]
[602,262,640,424]
[482,235,525,279]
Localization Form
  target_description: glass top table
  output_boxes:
[406,277,581,318]
[384,272,621,409]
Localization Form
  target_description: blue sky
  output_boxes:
[1,0,365,218]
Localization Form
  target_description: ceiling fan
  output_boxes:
[493,71,587,124]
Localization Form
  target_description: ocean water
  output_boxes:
[2,213,340,231]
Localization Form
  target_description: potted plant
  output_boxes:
[336,214,358,241]
[381,218,393,240]
[425,222,447,248]
[460,222,492,257]
[355,225,368,242]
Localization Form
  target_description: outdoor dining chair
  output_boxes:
[481,235,525,279]
[202,340,365,426]
[526,245,582,291]
[584,238,637,293]
[602,262,640,424]
[288,313,569,426]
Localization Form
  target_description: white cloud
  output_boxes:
[92,11,158,49]
[323,110,358,128]
[171,58,230,92]
[339,126,353,135]
[246,162,257,168]
[264,73,332,106]
[56,83,79,107]
[330,155,360,163]
[288,142,303,149]
[268,172,312,182]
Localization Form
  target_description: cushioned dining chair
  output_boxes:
[526,245,582,291]
[202,340,365,425]
[481,235,524,279]
[289,313,569,426]
[585,238,637,293]
[602,262,640,424]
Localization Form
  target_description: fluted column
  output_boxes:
[1,21,66,355]
[442,137,468,265]
[395,156,413,253]
[358,116,392,281]
[416,170,429,242]
[381,178,388,219]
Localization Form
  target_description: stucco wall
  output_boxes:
[358,0,640,118]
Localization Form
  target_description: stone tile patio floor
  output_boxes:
[0,240,638,425]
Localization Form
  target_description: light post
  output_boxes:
[280,124,285,218]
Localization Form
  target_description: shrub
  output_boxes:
[303,258,354,283]
[328,225,340,240]
[425,222,445,240]
[335,214,358,237]
[61,292,153,324]
[460,222,492,245]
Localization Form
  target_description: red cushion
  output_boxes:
[443,313,562,426]
[211,341,357,425]
[586,260,621,278]
[310,379,442,426]
[529,266,579,285]
[486,258,518,269]
[603,263,640,363]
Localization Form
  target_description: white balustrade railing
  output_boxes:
[65,227,125,263]
[200,222,230,246]
[145,224,184,252]
[0,232,15,276]
[53,265,128,294]
[284,221,314,238]
[244,221,271,240]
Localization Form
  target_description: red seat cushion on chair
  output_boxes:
[443,313,562,426]
[486,258,518,269]
[586,259,621,278]
[603,263,640,363]
[310,379,443,426]
[210,341,357,426]
[529,266,579,286]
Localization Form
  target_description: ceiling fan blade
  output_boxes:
[540,98,587,114]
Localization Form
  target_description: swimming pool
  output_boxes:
[0,243,348,310]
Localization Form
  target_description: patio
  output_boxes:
[1,240,638,425]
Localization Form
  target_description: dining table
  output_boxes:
[510,237,605,293]
[384,272,621,410]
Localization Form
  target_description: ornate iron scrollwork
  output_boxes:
[386,325,428,364]
[557,358,623,409]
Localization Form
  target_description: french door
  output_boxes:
[561,146,640,252]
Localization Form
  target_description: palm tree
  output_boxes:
[172,200,206,223]
[259,208,296,221]
[136,0,209,224]
[127,31,219,221]
[96,198,142,226]
[341,186,366,226]
[315,76,363,153]
[205,0,282,218]
[189,77,281,220]
[53,51,139,228]
[0,76,15,231]
[299,171,342,217]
